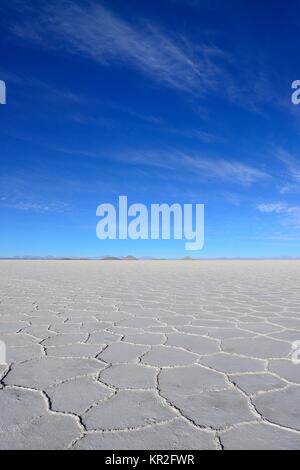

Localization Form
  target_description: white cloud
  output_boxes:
[7,0,228,94]
[257,202,300,225]
[4,0,279,113]
[279,183,300,195]
[266,235,300,241]
[257,202,288,214]
[0,199,67,213]
[184,155,268,184]
[112,149,269,185]
[275,147,300,183]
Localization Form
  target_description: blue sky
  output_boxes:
[1,0,300,258]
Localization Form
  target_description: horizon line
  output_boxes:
[1,256,300,261]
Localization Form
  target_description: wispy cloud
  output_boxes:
[257,202,300,225]
[3,0,280,114]
[184,155,268,184]
[280,183,300,195]
[266,235,300,241]
[0,197,67,213]
[5,0,228,94]
[165,127,220,144]
[257,202,288,214]
[272,147,300,194]
[275,147,300,183]
[112,149,269,185]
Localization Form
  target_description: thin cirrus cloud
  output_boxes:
[183,155,268,184]
[0,198,67,213]
[7,0,227,94]
[275,147,300,183]
[257,202,300,225]
[4,1,278,111]
[273,147,300,194]
[257,203,289,214]
[112,149,269,185]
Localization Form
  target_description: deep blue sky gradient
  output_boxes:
[1,0,300,258]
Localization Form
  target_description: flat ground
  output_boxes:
[1,260,300,450]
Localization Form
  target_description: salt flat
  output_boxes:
[1,260,300,450]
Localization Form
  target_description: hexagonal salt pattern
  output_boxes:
[1,259,300,449]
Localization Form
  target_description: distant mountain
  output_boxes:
[2,255,300,261]
[100,255,138,260]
